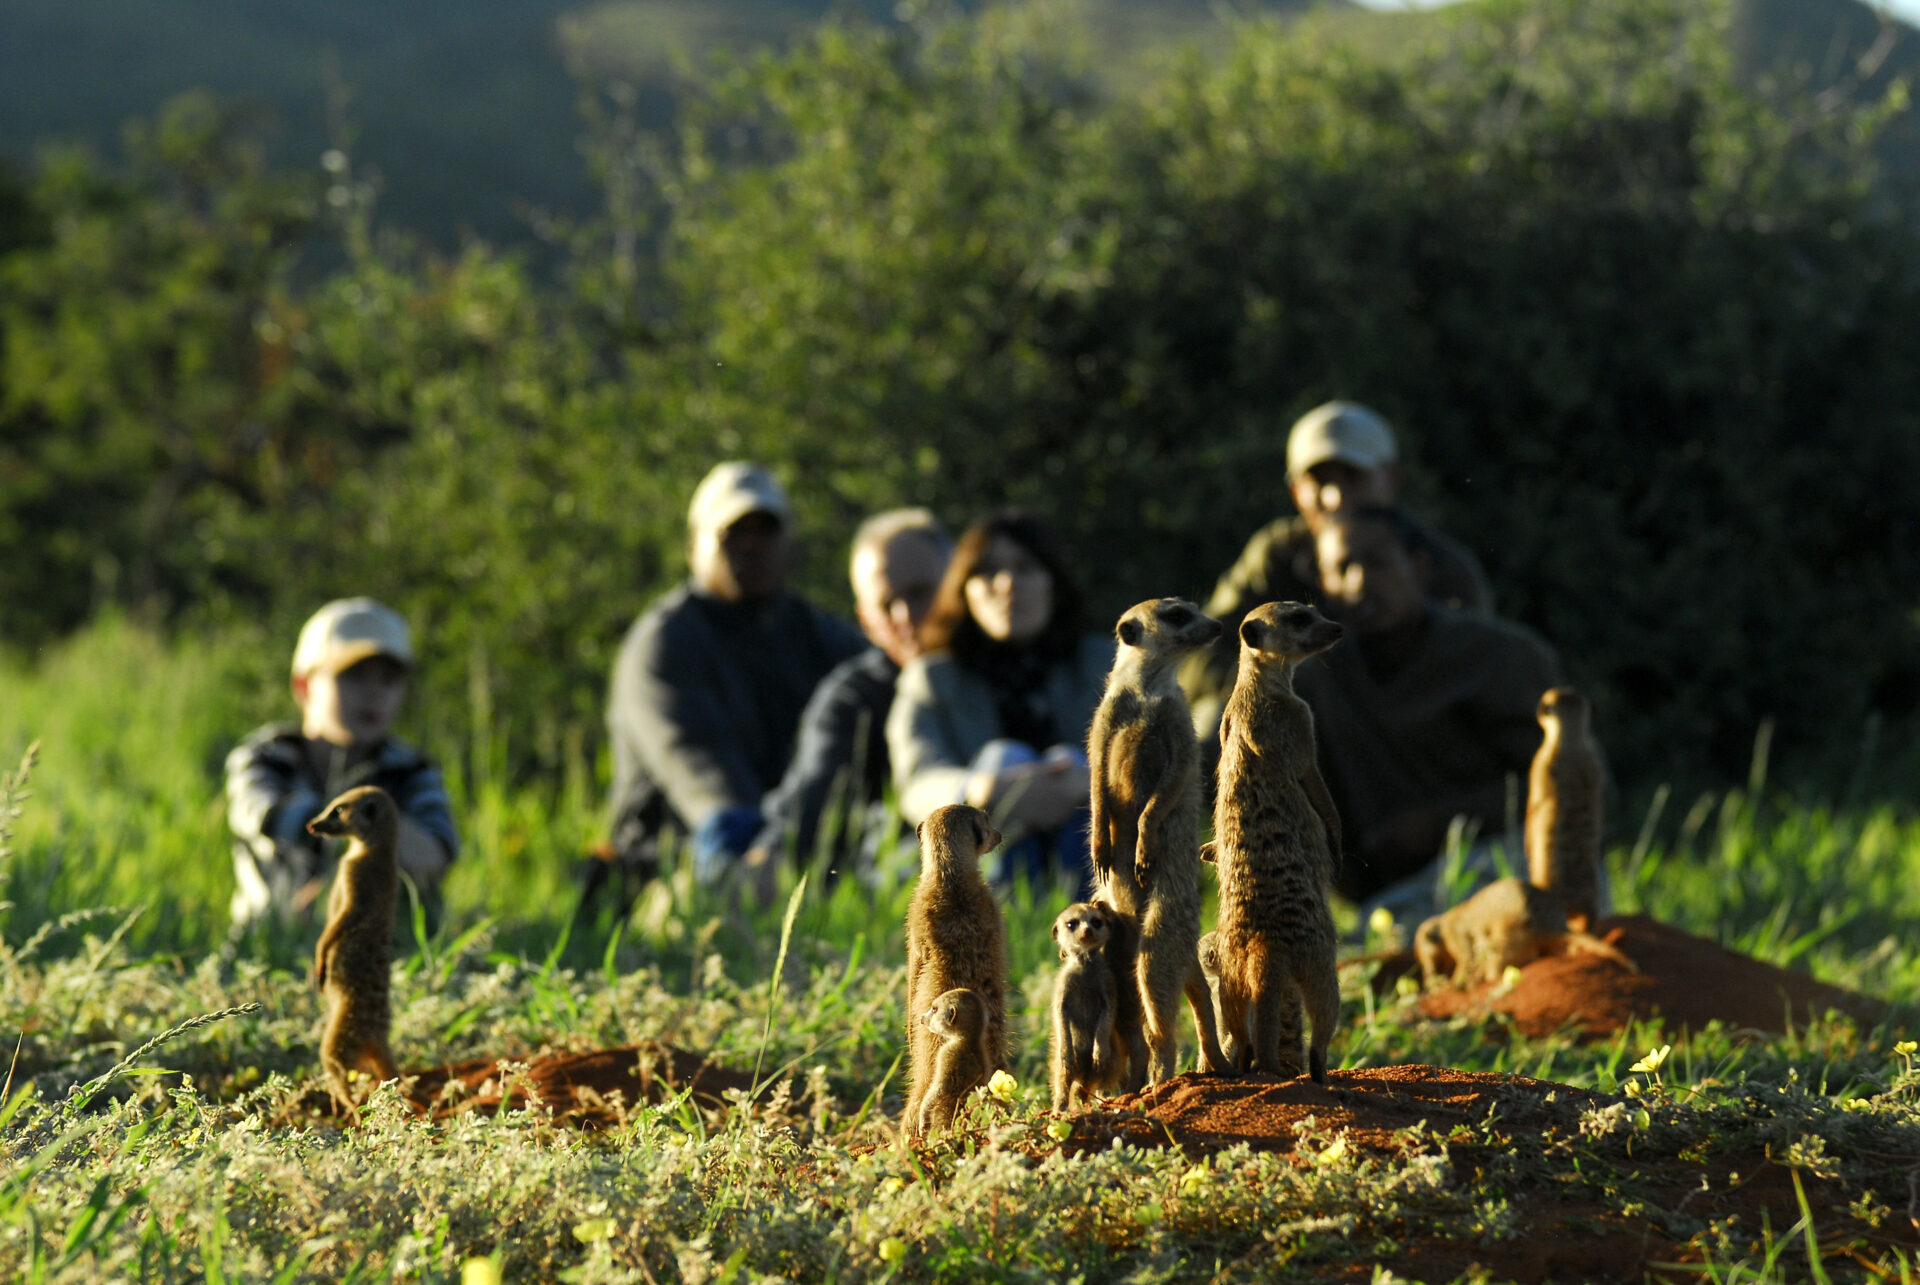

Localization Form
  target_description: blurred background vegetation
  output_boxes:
[1,0,1917,819]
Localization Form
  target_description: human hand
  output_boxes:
[397,815,452,887]
[999,758,1089,831]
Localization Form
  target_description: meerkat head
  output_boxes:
[1115,598,1223,663]
[1196,930,1222,983]
[924,987,988,1041]
[1238,601,1343,677]
[307,785,399,847]
[917,804,1003,869]
[1537,686,1590,732]
[1051,902,1113,961]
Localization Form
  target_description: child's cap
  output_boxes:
[292,598,413,678]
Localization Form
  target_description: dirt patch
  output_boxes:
[1359,914,1885,1038]
[1055,1063,1594,1157]
[288,1041,758,1127]
[1036,1068,1919,1280]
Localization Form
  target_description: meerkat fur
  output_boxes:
[1414,876,1635,989]
[309,785,402,1114]
[1195,930,1242,1072]
[1090,895,1146,1091]
[1526,686,1605,930]
[917,988,995,1136]
[1088,597,1230,1084]
[904,804,1009,1136]
[1049,902,1119,1110]
[1211,602,1344,1084]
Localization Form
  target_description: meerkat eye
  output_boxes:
[1285,609,1313,628]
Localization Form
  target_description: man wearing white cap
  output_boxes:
[602,462,865,895]
[226,597,458,929]
[1179,401,1492,746]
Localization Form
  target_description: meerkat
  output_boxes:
[1525,686,1605,930]
[1414,876,1635,989]
[1195,930,1241,1072]
[1049,902,1119,1110]
[903,804,1008,1136]
[1088,598,1230,1085]
[915,988,994,1136]
[1211,601,1344,1084]
[1091,895,1146,1091]
[308,786,401,1114]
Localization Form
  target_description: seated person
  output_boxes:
[604,462,865,895]
[1182,401,1492,747]
[1293,508,1560,923]
[887,509,1114,888]
[747,508,951,883]
[226,598,458,929]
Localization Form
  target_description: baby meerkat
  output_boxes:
[1195,930,1240,1072]
[1526,686,1605,930]
[1212,602,1344,1084]
[1050,902,1118,1110]
[1414,876,1634,989]
[309,785,401,1114]
[917,988,995,1136]
[1091,895,1146,1091]
[1088,598,1229,1085]
[903,804,1008,1137]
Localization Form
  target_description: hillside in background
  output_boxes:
[4,0,1912,248]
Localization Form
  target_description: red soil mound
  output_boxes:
[1058,1063,1591,1157]
[291,1041,758,1126]
[1368,914,1884,1038]
[1039,1068,1918,1280]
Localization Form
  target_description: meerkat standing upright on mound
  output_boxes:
[1211,601,1344,1084]
[916,988,994,1136]
[1088,598,1230,1086]
[903,804,1008,1136]
[1526,686,1605,929]
[309,785,401,1114]
[1049,902,1119,1109]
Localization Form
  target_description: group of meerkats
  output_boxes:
[903,596,1627,1137]
[302,599,1622,1129]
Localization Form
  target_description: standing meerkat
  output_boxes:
[309,786,401,1114]
[916,988,994,1136]
[1414,876,1634,989]
[1526,686,1605,930]
[1088,598,1230,1086]
[1091,895,1146,1091]
[903,804,1008,1136]
[1212,601,1344,1084]
[1049,902,1118,1110]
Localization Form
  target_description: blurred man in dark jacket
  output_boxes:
[746,508,950,885]
[601,462,864,900]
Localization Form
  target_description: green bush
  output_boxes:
[2,0,1916,794]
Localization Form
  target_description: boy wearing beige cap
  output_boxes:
[226,598,459,929]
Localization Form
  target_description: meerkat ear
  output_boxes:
[915,818,926,844]
[1117,617,1144,647]
[975,815,1002,853]
[1239,619,1263,650]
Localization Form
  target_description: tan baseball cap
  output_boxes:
[291,598,413,678]
[687,461,793,537]
[1286,402,1399,477]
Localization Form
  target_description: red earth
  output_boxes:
[1362,914,1886,1039]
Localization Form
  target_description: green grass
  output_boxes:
[3,617,1920,1281]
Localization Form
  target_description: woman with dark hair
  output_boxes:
[887,509,1114,885]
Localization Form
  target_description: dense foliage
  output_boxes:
[2,0,1916,791]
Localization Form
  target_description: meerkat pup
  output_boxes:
[1088,598,1230,1086]
[1049,902,1119,1110]
[916,988,994,1136]
[1526,686,1605,930]
[903,804,1008,1136]
[308,786,401,1114]
[1195,930,1241,1072]
[1092,895,1146,1091]
[1414,876,1635,989]
[1212,602,1344,1084]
